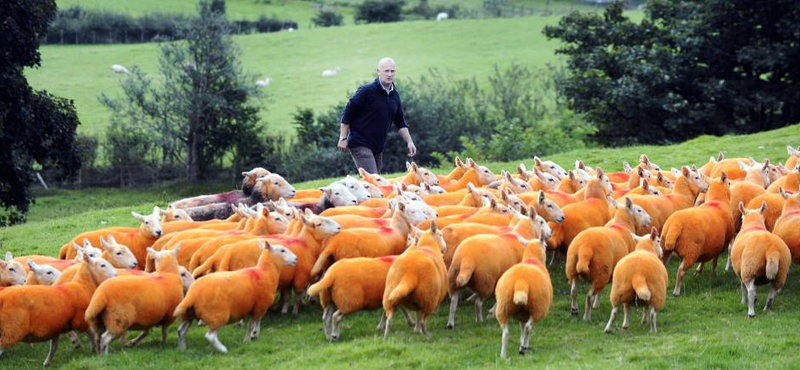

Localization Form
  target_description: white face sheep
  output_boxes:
[132,206,164,238]
[1,252,27,286]
[320,183,358,207]
[99,235,140,269]
[335,175,371,202]
[26,260,61,286]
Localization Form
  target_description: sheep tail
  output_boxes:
[310,246,334,277]
[386,274,417,308]
[84,293,106,327]
[513,279,529,306]
[192,257,214,279]
[661,220,681,253]
[631,273,651,301]
[575,245,593,276]
[766,250,781,280]
[58,244,69,260]
[306,272,334,297]
[454,259,475,289]
[173,295,194,319]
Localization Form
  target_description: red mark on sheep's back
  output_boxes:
[785,210,800,217]
[378,227,394,234]
[378,256,398,264]
[373,219,389,227]
[523,258,543,267]
[704,201,723,209]
[500,233,517,241]
[244,268,261,282]
[741,226,767,233]
[498,226,511,233]
[609,224,627,232]
[125,269,146,275]
[372,208,388,217]
[546,191,570,201]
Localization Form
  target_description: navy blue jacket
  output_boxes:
[341,78,408,153]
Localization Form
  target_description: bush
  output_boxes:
[103,120,159,187]
[405,0,459,20]
[312,9,344,27]
[355,0,405,24]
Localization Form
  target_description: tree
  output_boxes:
[355,0,405,24]
[0,0,81,225]
[544,1,800,146]
[100,0,263,182]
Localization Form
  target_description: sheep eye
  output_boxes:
[116,252,122,255]
[549,166,554,169]
[101,264,107,268]
[145,221,149,224]
[334,192,340,195]
[9,268,15,272]
[547,205,553,209]
[47,271,53,275]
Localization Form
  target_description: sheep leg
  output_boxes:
[43,336,59,367]
[421,314,429,335]
[376,311,387,331]
[383,311,394,340]
[251,320,261,341]
[500,323,510,359]
[331,310,344,341]
[521,318,533,354]
[518,321,526,354]
[582,291,593,321]
[400,306,416,326]
[292,291,302,316]
[693,262,704,276]
[570,280,579,316]
[161,324,169,345]
[725,242,733,271]
[663,252,673,266]
[604,305,618,333]
[65,331,81,349]
[673,261,686,297]
[764,287,777,312]
[87,330,99,354]
[649,307,658,333]
[324,305,335,339]
[474,296,484,323]
[621,304,630,330]
[464,292,477,303]
[487,302,497,319]
[740,282,748,305]
[641,304,649,325]
[413,311,422,334]
[177,319,192,350]
[205,329,228,353]
[126,329,150,347]
[243,319,256,342]
[275,288,290,313]
[747,281,757,318]
[100,331,118,355]
[711,256,719,275]
[446,290,460,329]
[592,293,600,309]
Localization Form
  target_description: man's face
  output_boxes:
[377,61,396,86]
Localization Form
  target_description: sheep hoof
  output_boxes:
[748,313,755,319]
[445,323,454,330]
[570,308,578,316]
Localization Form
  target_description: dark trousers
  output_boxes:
[349,146,383,174]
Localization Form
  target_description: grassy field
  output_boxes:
[1,125,799,368]
[26,15,567,140]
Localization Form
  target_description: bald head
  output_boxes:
[377,57,396,88]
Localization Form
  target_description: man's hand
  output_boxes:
[337,138,348,152]
[407,141,417,157]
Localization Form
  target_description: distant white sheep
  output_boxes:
[255,77,271,88]
[436,12,448,21]
[111,64,130,74]
[322,67,342,77]
[287,27,295,32]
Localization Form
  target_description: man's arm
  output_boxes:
[398,127,416,157]
[337,123,350,152]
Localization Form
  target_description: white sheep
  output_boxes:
[436,12,448,21]
[322,67,342,77]
[255,77,271,88]
[111,64,130,74]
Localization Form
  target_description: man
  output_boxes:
[337,57,416,174]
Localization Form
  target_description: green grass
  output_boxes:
[27,15,567,140]
[1,125,799,368]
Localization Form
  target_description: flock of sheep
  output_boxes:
[1,146,799,365]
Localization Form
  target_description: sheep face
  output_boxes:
[85,256,118,283]
[471,162,496,186]
[258,174,296,200]
[535,157,567,180]
[361,182,384,198]
[100,236,139,269]
[0,256,26,286]
[412,164,439,186]
[396,200,434,225]
[535,170,559,190]
[304,213,342,237]
[132,207,163,238]
[159,206,193,222]
[625,198,652,231]
[26,260,61,285]
[536,192,565,223]
[682,166,709,193]
[270,245,298,267]
[320,184,358,206]
[427,184,447,194]
[335,176,371,202]
[502,191,525,213]
[533,214,552,240]
[656,172,673,189]
[241,167,270,195]
[178,266,195,294]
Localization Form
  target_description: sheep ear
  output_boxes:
[27,259,36,270]
[779,187,788,199]
[595,167,604,178]
[622,162,632,174]
[738,201,746,215]
[625,197,634,210]
[99,236,109,249]
[650,227,659,240]
[132,211,144,221]
[534,157,542,168]
[4,251,12,261]
[720,171,728,183]
[759,201,768,214]
[717,151,725,161]
[640,154,650,165]
[538,190,545,205]
[430,220,438,233]
[738,161,749,172]
[527,205,538,218]
[519,205,529,216]
[83,239,93,249]
[155,206,166,216]
[172,243,182,257]
[691,164,698,172]
[147,247,158,258]
[681,166,691,177]
[575,160,585,170]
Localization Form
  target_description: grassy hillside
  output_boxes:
[27,16,565,139]
[0,125,797,368]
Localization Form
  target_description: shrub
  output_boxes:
[312,9,344,27]
[355,0,405,24]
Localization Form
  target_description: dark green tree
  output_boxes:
[544,0,800,145]
[355,0,405,24]
[0,0,81,225]
[100,0,262,182]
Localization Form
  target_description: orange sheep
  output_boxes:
[746,189,788,231]
[548,169,613,253]
[730,202,791,317]
[382,222,448,338]
[729,160,771,231]
[604,228,668,333]
[0,253,27,286]
[493,237,551,358]
[24,260,61,286]
[85,247,183,354]
[767,164,799,193]
[0,251,117,366]
[786,145,799,171]
[173,241,296,353]
[773,192,800,263]
[311,202,414,277]
[566,198,651,320]
[661,174,734,297]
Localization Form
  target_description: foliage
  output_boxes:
[544,1,800,146]
[405,0,459,20]
[312,9,344,27]
[355,0,405,24]
[99,0,264,183]
[45,5,296,44]
[0,0,81,225]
